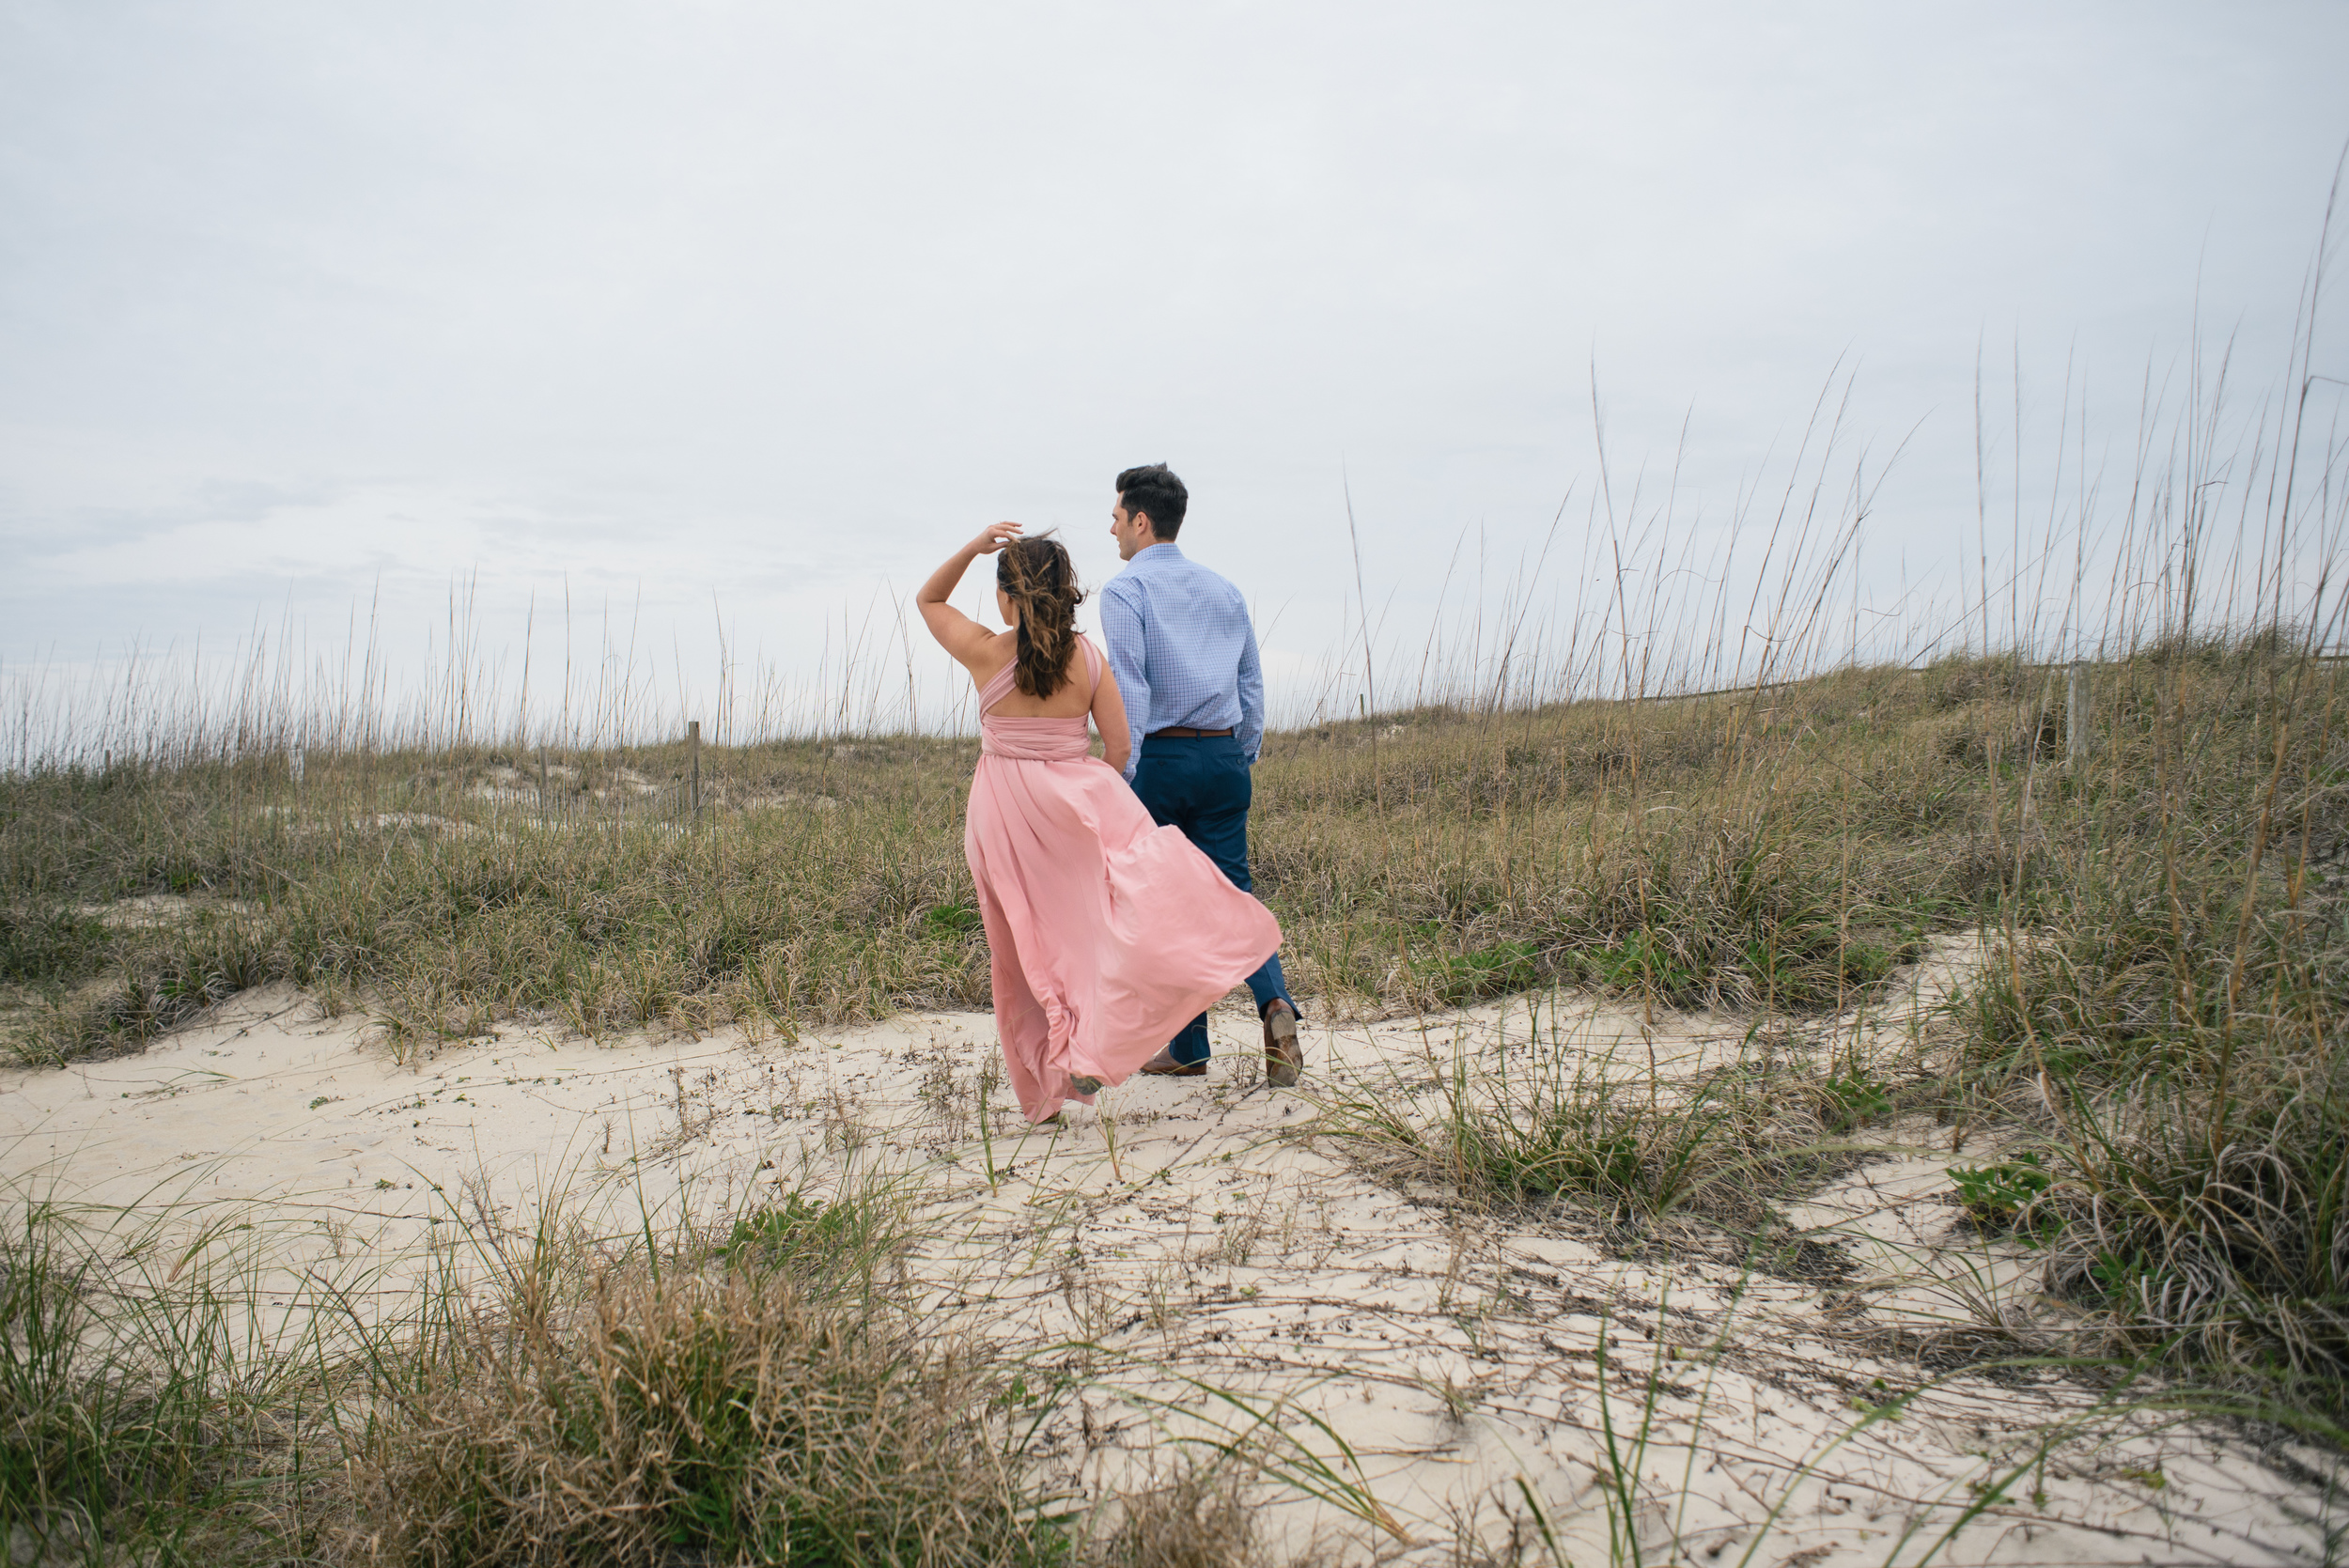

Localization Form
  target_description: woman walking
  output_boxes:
[916,522,1282,1125]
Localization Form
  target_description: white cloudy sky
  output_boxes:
[4,2,2345,739]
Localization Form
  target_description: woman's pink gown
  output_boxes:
[965,637,1282,1124]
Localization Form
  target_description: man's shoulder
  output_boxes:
[1159,550,1245,606]
[1099,569,1144,609]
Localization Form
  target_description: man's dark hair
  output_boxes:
[1116,464,1189,539]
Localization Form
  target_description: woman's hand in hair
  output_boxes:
[917,522,1020,665]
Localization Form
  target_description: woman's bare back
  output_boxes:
[976,632,1097,718]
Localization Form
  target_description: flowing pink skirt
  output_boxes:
[964,753,1282,1123]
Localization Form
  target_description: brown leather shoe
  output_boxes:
[1136,1048,1206,1078]
[1263,1000,1302,1087]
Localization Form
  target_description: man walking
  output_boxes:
[1099,463,1303,1086]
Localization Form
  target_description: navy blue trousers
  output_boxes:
[1128,734,1296,1063]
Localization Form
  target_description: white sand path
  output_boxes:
[5,955,2341,1565]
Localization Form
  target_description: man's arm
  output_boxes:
[1098,581,1151,781]
[1237,602,1265,765]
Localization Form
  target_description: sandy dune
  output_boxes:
[5,955,2340,1565]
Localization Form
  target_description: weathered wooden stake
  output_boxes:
[537,747,549,813]
[2065,662,2089,764]
[688,721,702,827]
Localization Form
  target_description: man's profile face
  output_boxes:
[1109,497,1158,562]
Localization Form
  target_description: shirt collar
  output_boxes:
[1132,541,1185,567]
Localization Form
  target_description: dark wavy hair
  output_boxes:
[995,535,1086,699]
[1115,463,1188,538]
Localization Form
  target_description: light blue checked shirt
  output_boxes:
[1098,543,1265,782]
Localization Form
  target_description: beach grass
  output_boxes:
[0,649,2092,1064]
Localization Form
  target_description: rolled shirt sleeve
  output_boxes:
[1099,581,1151,780]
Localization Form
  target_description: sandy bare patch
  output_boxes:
[69,893,261,927]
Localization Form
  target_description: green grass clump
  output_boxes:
[1947,1154,2054,1234]
[0,907,112,986]
[1318,1024,1843,1230]
[0,1203,274,1562]
[709,1181,914,1301]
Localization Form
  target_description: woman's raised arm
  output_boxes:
[915,522,1021,673]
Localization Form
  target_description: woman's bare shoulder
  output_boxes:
[964,629,1017,673]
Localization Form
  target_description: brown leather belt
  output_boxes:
[1148,725,1234,739]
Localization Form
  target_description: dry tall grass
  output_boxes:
[349,1256,1034,1566]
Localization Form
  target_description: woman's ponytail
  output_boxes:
[996,536,1085,699]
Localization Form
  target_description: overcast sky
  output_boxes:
[4,2,2345,740]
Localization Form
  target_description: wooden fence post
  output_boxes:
[2065,662,2089,765]
[689,721,702,828]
